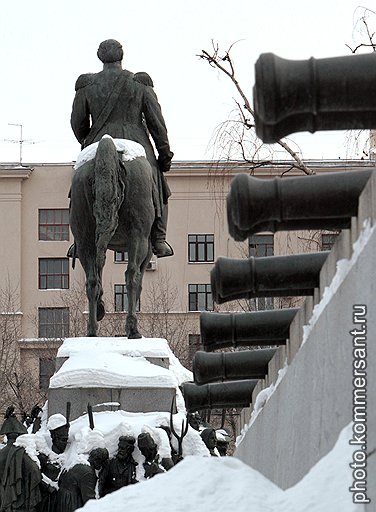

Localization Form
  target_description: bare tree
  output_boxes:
[0,281,47,417]
[345,7,376,159]
[198,41,313,176]
[0,281,22,414]
[346,7,376,54]
[138,269,196,367]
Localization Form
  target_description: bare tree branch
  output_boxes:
[198,42,314,175]
[345,8,376,158]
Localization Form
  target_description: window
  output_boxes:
[321,233,339,251]
[250,296,274,311]
[39,209,69,241]
[188,235,214,263]
[114,284,140,312]
[114,251,128,263]
[248,235,274,311]
[39,358,56,391]
[249,234,274,257]
[188,284,213,311]
[38,307,69,338]
[39,258,69,289]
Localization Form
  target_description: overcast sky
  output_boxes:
[0,0,372,164]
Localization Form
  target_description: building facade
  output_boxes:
[0,159,373,415]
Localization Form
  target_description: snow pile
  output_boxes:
[50,337,192,389]
[302,218,375,345]
[81,454,284,512]
[74,136,146,170]
[77,423,360,512]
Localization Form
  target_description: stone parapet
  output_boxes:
[235,169,376,498]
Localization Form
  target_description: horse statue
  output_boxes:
[69,135,155,338]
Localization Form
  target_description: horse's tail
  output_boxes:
[93,136,124,269]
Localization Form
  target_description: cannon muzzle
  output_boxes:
[227,171,371,241]
[182,380,257,412]
[253,52,376,143]
[211,252,329,304]
[200,308,298,351]
[193,348,277,384]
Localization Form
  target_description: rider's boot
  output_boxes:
[67,241,78,269]
[151,204,174,258]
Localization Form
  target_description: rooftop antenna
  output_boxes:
[4,123,38,165]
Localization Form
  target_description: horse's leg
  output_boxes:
[125,238,152,339]
[96,266,105,322]
[79,250,99,336]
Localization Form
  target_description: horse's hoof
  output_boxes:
[97,301,105,321]
[127,331,142,339]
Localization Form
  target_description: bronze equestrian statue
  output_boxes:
[69,39,174,338]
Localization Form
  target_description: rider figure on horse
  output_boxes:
[70,39,174,258]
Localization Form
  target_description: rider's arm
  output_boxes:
[71,74,92,146]
[142,87,174,172]
[71,90,90,145]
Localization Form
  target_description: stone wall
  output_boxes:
[235,170,376,506]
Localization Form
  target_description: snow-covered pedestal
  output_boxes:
[48,337,191,421]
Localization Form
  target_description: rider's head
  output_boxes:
[97,39,123,64]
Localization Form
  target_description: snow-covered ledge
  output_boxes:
[235,169,376,499]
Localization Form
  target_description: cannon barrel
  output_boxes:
[182,380,257,412]
[227,170,371,241]
[200,308,298,351]
[253,52,376,143]
[211,252,329,304]
[193,348,277,384]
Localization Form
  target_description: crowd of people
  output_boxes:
[0,406,229,512]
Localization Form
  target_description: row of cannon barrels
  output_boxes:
[183,51,375,413]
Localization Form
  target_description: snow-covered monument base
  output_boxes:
[48,338,188,421]
[234,171,376,503]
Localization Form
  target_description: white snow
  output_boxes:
[57,337,174,359]
[74,136,146,170]
[302,218,375,345]
[50,337,192,389]
[47,413,67,430]
[51,353,176,389]
[215,428,230,443]
[75,422,360,512]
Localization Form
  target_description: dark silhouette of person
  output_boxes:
[200,428,218,456]
[71,39,174,258]
[99,436,138,497]
[137,432,166,479]
[0,407,42,512]
[37,415,70,512]
[55,447,108,512]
